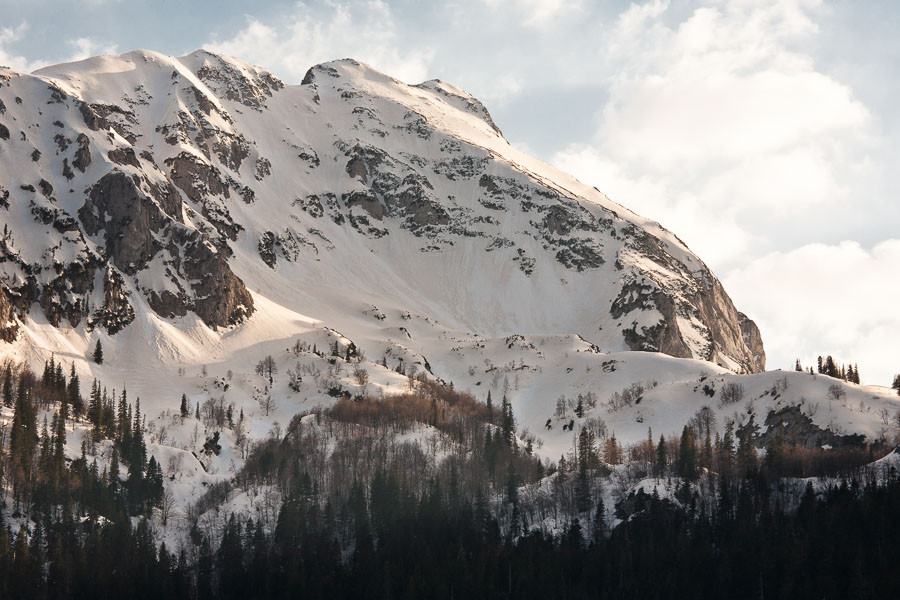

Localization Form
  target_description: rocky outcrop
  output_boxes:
[258,231,277,268]
[80,171,168,274]
[609,224,765,373]
[738,313,766,373]
[758,406,865,449]
[38,259,97,328]
[194,51,284,110]
[614,278,766,374]
[179,231,254,328]
[73,134,91,172]
[77,170,252,330]
[0,290,18,342]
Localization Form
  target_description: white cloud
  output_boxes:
[66,37,119,62]
[551,0,874,270]
[480,0,584,27]
[553,143,761,265]
[206,1,433,84]
[0,23,49,72]
[724,240,900,387]
[0,23,118,72]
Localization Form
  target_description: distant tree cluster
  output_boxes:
[797,355,861,383]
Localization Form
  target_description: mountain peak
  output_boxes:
[0,48,764,375]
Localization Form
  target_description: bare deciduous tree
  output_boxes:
[160,487,177,526]
[256,355,278,384]
[354,367,369,390]
[260,394,276,416]
[720,382,745,406]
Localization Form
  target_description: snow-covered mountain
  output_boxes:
[4,50,900,537]
[0,49,764,375]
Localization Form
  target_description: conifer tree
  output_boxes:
[109,446,121,497]
[720,421,735,477]
[180,394,189,418]
[656,435,667,477]
[824,355,838,378]
[592,495,605,542]
[736,416,758,476]
[67,363,83,416]
[576,427,595,513]
[2,363,12,408]
[677,425,697,480]
[54,394,68,480]
[10,375,38,504]
[500,394,515,448]
[92,340,104,364]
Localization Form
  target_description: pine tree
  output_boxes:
[656,435,667,477]
[794,359,802,372]
[893,374,900,396]
[576,427,595,513]
[505,462,518,506]
[42,355,55,389]
[736,416,758,476]
[677,425,697,480]
[824,355,838,378]
[485,390,493,424]
[180,394,189,418]
[10,375,38,504]
[132,397,146,471]
[500,394,514,448]
[592,496,605,543]
[2,363,12,408]
[720,421,735,477]
[54,393,68,479]
[92,340,104,364]
[109,446,121,497]
[67,363,82,416]
[55,362,64,394]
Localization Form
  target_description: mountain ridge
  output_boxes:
[0,48,765,375]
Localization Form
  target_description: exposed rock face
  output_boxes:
[258,232,277,268]
[80,171,168,274]
[758,406,864,449]
[73,134,91,172]
[0,290,18,342]
[77,172,252,329]
[181,234,254,327]
[610,227,765,373]
[738,313,766,373]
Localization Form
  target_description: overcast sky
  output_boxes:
[1,0,897,385]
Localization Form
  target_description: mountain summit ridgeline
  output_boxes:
[0,49,763,372]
